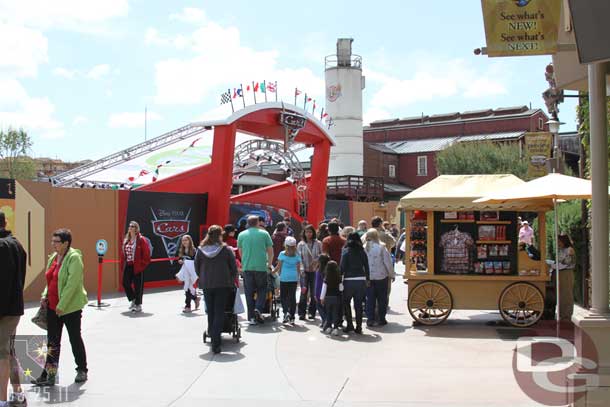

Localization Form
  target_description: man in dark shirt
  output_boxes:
[322,222,346,263]
[0,211,27,406]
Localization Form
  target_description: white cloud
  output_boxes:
[0,0,129,30]
[0,23,48,77]
[108,111,162,128]
[86,64,111,80]
[72,115,88,126]
[169,8,207,25]
[364,55,508,123]
[52,67,77,79]
[150,18,325,106]
[0,78,64,139]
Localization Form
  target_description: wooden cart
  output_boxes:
[400,175,552,328]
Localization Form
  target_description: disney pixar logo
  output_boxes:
[513,321,599,405]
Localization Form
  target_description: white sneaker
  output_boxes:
[129,300,135,310]
[331,328,340,336]
[323,327,332,334]
[132,305,142,313]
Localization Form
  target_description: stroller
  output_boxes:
[203,287,242,344]
[262,273,280,321]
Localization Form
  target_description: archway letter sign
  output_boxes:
[481,0,561,57]
[279,109,307,152]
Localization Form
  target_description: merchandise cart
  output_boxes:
[400,175,553,327]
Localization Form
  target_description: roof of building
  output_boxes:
[366,106,544,131]
[384,182,413,194]
[367,131,526,155]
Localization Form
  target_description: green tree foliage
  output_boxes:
[0,128,35,180]
[436,141,528,179]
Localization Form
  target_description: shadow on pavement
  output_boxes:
[120,311,154,318]
[278,323,310,333]
[366,322,409,334]
[243,321,282,334]
[199,341,247,362]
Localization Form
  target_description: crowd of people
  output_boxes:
[0,208,402,405]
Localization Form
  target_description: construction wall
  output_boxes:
[350,201,400,227]
[15,181,120,302]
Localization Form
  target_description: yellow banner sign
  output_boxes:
[481,0,561,57]
[525,132,553,178]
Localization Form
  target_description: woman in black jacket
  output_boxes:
[194,225,238,354]
[340,232,370,334]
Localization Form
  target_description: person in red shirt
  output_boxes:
[121,221,151,313]
[322,222,346,264]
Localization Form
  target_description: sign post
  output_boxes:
[481,0,561,57]
[89,239,111,308]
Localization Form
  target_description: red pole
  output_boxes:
[97,256,103,305]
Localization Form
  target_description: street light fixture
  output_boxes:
[546,119,565,173]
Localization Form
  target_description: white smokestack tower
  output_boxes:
[325,38,365,176]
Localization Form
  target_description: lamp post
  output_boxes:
[546,119,564,173]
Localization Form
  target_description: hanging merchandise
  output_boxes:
[438,227,475,274]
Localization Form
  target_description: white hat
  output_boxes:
[522,221,529,225]
[284,236,297,246]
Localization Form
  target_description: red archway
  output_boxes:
[137,103,334,226]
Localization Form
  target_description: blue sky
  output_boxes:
[0,0,578,162]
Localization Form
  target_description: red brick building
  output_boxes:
[363,106,549,191]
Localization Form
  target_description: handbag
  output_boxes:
[31,304,48,330]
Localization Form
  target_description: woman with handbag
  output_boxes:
[31,229,88,386]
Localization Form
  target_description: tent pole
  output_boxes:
[554,198,560,323]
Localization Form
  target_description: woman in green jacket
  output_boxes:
[31,229,88,386]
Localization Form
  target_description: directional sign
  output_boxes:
[96,239,108,256]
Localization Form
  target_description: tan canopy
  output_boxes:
[399,174,553,211]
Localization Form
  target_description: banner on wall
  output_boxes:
[0,178,16,230]
[229,202,299,235]
[324,200,351,225]
[125,191,207,283]
[525,132,553,178]
[481,0,561,57]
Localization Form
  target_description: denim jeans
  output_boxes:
[366,278,389,322]
[280,282,297,318]
[323,296,341,330]
[243,270,268,320]
[343,280,366,328]
[297,272,317,318]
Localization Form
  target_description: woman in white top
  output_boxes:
[364,228,395,327]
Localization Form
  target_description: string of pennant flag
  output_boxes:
[126,136,205,184]
[220,81,335,129]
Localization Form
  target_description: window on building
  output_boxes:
[388,164,396,178]
[417,156,428,176]
[538,117,544,130]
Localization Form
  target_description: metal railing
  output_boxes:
[52,124,209,187]
[326,175,384,202]
[324,54,362,70]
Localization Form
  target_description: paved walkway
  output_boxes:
[15,266,546,406]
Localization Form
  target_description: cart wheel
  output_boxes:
[499,282,544,327]
[407,281,453,326]
[203,331,208,343]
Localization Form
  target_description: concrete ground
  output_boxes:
[13,265,547,407]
